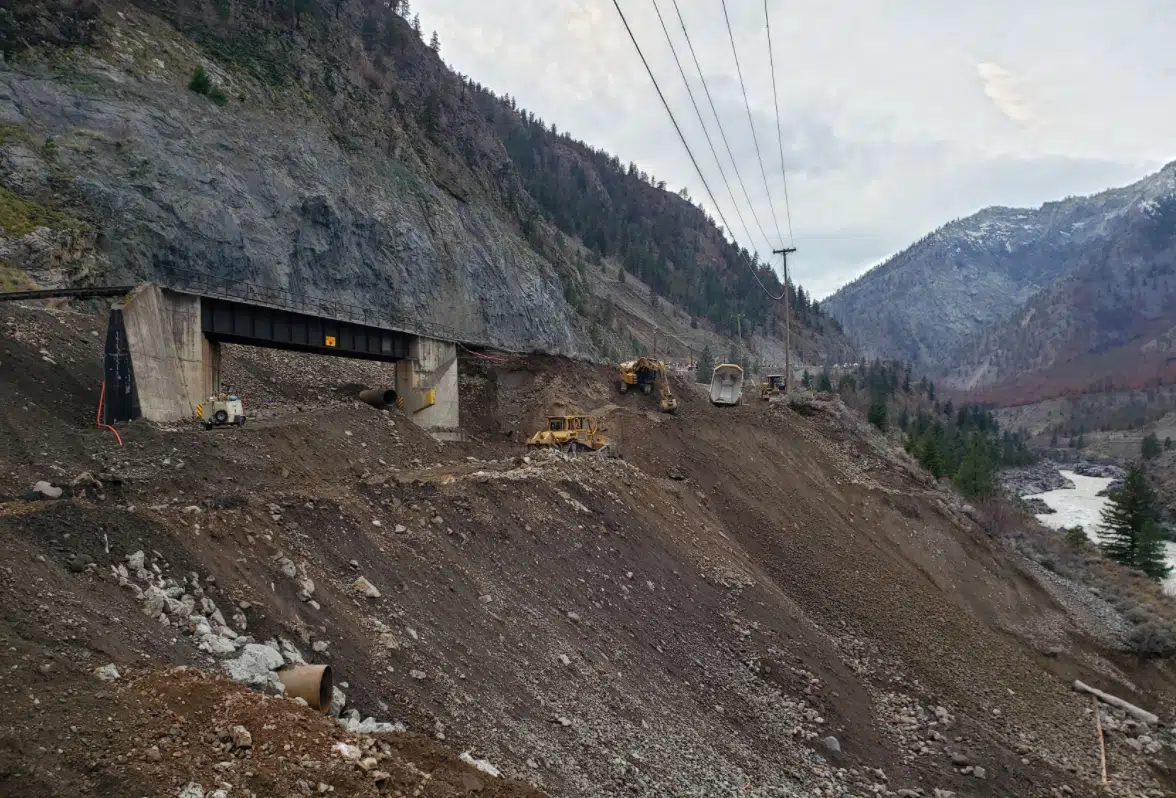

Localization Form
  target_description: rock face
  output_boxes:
[0,68,585,356]
[824,162,1176,394]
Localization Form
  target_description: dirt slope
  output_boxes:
[2,301,1175,797]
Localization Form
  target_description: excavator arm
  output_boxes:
[656,363,678,414]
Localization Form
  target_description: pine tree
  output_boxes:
[695,345,714,384]
[954,437,995,499]
[1050,429,1058,447]
[399,0,411,19]
[867,398,888,432]
[1099,464,1172,581]
[928,381,936,401]
[1142,432,1162,460]
[1166,437,1173,451]
[429,30,440,53]
[817,371,833,392]
[801,370,811,389]
[919,429,944,478]
[902,363,912,393]
[412,12,421,36]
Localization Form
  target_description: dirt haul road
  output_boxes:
[1,302,1174,798]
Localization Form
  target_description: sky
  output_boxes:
[412,0,1176,299]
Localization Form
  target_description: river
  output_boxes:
[1023,469,1176,596]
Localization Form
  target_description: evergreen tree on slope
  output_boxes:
[1100,464,1172,581]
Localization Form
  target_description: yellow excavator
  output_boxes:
[526,415,611,452]
[617,357,678,413]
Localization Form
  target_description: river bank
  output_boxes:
[1024,469,1176,596]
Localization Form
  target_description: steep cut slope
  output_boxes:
[4,301,1176,797]
[824,162,1176,372]
[0,0,853,365]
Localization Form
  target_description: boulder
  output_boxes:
[353,576,381,598]
[222,644,286,691]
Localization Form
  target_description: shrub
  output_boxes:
[189,65,213,95]
[189,65,229,106]
[1126,619,1176,656]
[1064,526,1089,548]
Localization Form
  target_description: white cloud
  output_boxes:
[415,1,1176,298]
[976,61,1038,127]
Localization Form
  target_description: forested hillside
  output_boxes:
[0,0,850,359]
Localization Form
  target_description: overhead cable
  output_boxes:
[610,0,784,301]
[651,0,757,256]
[764,0,795,247]
[721,0,786,246]
[670,0,776,254]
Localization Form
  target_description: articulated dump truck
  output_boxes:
[709,363,744,406]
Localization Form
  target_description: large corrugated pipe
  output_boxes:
[277,664,333,713]
[359,388,398,409]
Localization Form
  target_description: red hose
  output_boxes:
[96,381,123,446]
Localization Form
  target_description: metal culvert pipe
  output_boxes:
[277,664,333,713]
[359,388,398,409]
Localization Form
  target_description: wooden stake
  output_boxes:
[1094,697,1108,785]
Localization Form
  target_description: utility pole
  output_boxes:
[735,313,743,369]
[774,247,796,392]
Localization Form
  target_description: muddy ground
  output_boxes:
[2,302,1176,797]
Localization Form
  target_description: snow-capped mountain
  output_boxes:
[823,161,1176,391]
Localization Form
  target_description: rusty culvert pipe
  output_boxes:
[277,664,333,713]
[359,388,398,409]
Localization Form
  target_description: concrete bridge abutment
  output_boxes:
[102,282,461,438]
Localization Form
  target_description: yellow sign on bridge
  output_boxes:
[324,335,337,347]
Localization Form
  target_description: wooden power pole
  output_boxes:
[773,247,796,392]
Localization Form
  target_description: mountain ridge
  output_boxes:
[824,159,1176,395]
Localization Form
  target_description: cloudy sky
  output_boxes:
[413,0,1176,298]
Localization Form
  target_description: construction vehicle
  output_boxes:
[617,357,678,413]
[526,415,610,452]
[760,374,787,401]
[197,392,246,429]
[709,364,744,406]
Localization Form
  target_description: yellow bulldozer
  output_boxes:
[760,374,788,401]
[526,415,611,452]
[617,357,678,413]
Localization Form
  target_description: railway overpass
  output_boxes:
[2,274,463,437]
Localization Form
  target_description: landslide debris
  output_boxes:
[2,302,1176,798]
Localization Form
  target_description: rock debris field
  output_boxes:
[2,303,1176,797]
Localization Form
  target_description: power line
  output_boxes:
[670,0,775,255]
[721,0,786,246]
[764,0,795,247]
[610,0,784,301]
[608,1,734,245]
[650,0,756,257]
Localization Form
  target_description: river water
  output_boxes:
[1024,469,1176,596]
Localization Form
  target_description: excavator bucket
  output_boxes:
[709,364,744,406]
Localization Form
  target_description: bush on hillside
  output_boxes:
[189,65,229,106]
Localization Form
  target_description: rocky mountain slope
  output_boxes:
[950,170,1176,400]
[0,0,853,366]
[823,162,1176,381]
[5,300,1176,797]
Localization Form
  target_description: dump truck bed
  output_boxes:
[709,364,744,406]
